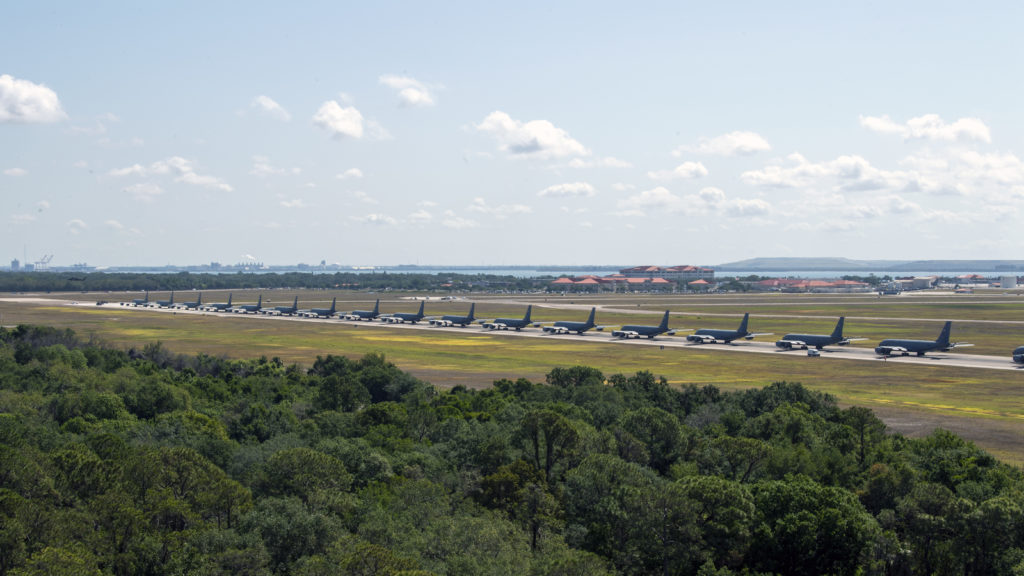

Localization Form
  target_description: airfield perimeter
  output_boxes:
[3,289,1024,463]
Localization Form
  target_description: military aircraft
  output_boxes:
[340,299,380,321]
[264,296,299,316]
[775,317,865,350]
[686,313,771,344]
[1014,346,1024,364]
[155,291,175,308]
[542,307,600,334]
[612,310,677,339]
[430,303,476,327]
[231,295,263,314]
[482,305,537,330]
[175,293,203,310]
[874,321,972,357]
[299,297,336,318]
[125,291,150,307]
[382,301,426,324]
[202,293,233,312]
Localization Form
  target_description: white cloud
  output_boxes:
[618,186,684,212]
[104,219,124,230]
[4,168,27,176]
[476,111,589,159]
[109,156,232,191]
[859,114,991,143]
[538,182,596,198]
[337,168,364,179]
[251,95,291,121]
[124,182,163,202]
[647,161,708,181]
[250,156,299,178]
[36,200,50,210]
[724,197,771,217]
[67,219,87,234]
[0,74,66,123]
[442,215,479,229]
[352,191,378,204]
[280,198,306,208]
[467,197,533,218]
[408,209,433,223]
[741,153,903,193]
[618,185,769,218]
[10,214,36,223]
[568,157,632,168]
[353,213,397,226]
[611,182,635,192]
[379,75,436,107]
[418,200,438,207]
[677,131,771,156]
[313,101,365,138]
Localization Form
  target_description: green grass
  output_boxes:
[6,292,1024,463]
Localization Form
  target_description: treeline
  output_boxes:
[0,271,544,294]
[2,325,1024,575]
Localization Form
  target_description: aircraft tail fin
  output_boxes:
[831,317,845,340]
[372,299,379,315]
[523,305,532,323]
[585,307,596,327]
[417,301,425,316]
[256,294,261,307]
[197,293,202,304]
[227,293,232,306]
[737,313,749,334]
[329,297,336,313]
[936,321,952,347]
[170,291,174,304]
[467,303,475,321]
[658,310,670,330]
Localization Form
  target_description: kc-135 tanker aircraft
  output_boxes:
[115,293,1024,364]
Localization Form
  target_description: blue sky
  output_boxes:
[3,1,1024,267]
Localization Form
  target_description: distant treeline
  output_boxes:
[3,324,1024,574]
[0,271,547,293]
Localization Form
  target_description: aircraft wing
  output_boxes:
[743,332,774,339]
[950,342,974,349]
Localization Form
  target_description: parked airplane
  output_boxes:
[231,295,263,314]
[874,321,972,357]
[430,303,476,327]
[175,293,203,310]
[612,310,677,339]
[382,301,426,324]
[300,297,336,318]
[264,296,299,316]
[340,299,380,321]
[542,307,600,334]
[202,293,233,312]
[127,291,149,307]
[482,305,537,330]
[686,313,771,344]
[775,317,865,350]
[1014,346,1024,364]
[156,292,175,308]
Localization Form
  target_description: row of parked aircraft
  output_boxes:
[121,293,1016,362]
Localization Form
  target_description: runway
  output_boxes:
[86,300,1024,373]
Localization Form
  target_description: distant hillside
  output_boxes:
[716,257,905,271]
[717,257,1024,272]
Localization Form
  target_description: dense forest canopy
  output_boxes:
[1,324,1023,575]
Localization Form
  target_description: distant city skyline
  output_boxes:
[4,2,1024,266]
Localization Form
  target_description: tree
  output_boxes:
[520,409,580,483]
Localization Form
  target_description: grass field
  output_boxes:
[5,290,1024,463]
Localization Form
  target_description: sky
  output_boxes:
[3,1,1024,267]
